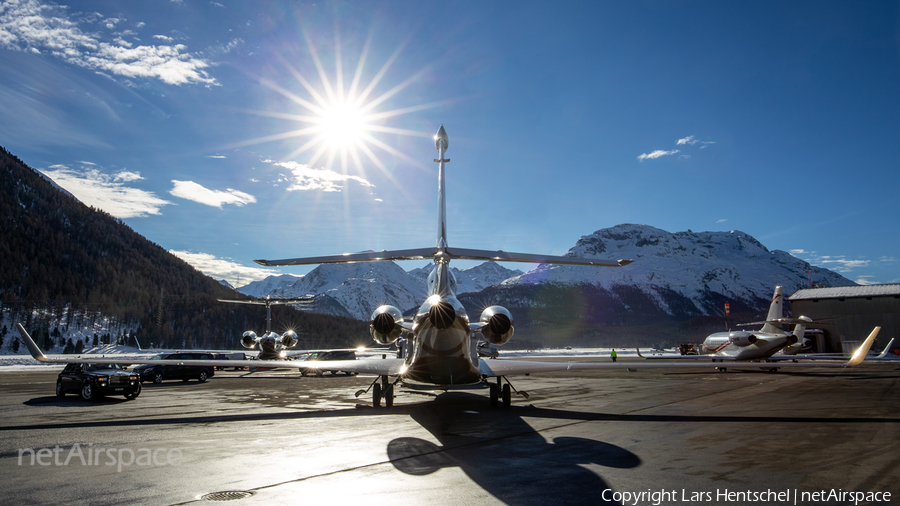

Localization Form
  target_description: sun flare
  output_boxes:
[234,31,455,179]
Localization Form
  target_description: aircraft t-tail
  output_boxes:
[15,126,881,407]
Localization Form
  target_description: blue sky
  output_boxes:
[1,0,898,287]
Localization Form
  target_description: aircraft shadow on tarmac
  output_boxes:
[386,392,640,506]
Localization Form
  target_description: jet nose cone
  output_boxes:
[434,125,448,152]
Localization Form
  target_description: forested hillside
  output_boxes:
[0,146,367,351]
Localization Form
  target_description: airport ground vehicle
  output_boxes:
[57,363,141,400]
[133,353,216,383]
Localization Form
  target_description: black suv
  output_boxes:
[57,363,141,400]
[296,350,357,376]
[133,353,216,384]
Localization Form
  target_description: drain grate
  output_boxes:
[200,490,255,502]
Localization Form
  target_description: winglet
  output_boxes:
[876,338,894,359]
[848,327,880,366]
[17,323,49,362]
[636,348,646,358]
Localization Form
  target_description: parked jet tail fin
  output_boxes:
[848,327,880,366]
[446,247,631,267]
[875,338,894,359]
[17,323,49,362]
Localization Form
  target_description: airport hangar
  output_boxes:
[788,284,899,354]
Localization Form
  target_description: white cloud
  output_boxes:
[169,180,256,208]
[206,155,226,159]
[677,135,698,146]
[716,218,728,223]
[0,0,217,86]
[855,276,877,286]
[789,249,871,273]
[39,164,172,218]
[169,250,279,285]
[153,34,174,42]
[637,149,679,162]
[266,160,375,192]
[114,170,143,182]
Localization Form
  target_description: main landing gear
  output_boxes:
[489,377,528,408]
[358,375,395,408]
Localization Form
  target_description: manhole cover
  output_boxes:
[200,490,255,501]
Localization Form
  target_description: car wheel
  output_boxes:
[125,383,141,400]
[56,380,66,397]
[153,372,164,384]
[81,382,95,401]
[198,370,208,383]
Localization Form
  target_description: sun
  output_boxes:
[317,100,366,150]
[233,31,456,178]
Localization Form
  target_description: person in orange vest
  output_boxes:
[610,349,617,362]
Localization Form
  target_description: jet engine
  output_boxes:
[281,330,298,348]
[241,331,258,349]
[479,306,514,346]
[370,305,404,345]
[729,331,758,347]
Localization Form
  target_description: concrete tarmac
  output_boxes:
[1,359,898,506]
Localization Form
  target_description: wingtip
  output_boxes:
[253,259,268,266]
[848,327,881,366]
[618,259,634,266]
[16,323,48,362]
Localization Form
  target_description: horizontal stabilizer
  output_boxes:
[446,247,631,266]
[256,247,631,267]
[218,298,313,305]
[255,248,437,266]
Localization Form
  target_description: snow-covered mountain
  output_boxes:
[238,274,304,298]
[488,224,853,318]
[408,261,523,294]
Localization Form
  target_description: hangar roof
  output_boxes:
[789,284,900,300]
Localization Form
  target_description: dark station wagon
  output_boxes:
[57,363,142,400]
[133,353,216,384]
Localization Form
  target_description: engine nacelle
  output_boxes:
[281,330,298,348]
[479,306,514,346]
[729,331,758,347]
[241,331,258,349]
[370,305,404,345]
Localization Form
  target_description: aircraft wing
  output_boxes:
[772,337,895,361]
[17,323,403,374]
[635,349,739,361]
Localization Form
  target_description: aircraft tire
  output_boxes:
[56,381,65,397]
[489,384,499,407]
[373,382,382,408]
[502,384,511,408]
[385,385,394,408]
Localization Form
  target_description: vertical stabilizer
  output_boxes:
[434,125,449,251]
[760,286,784,334]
